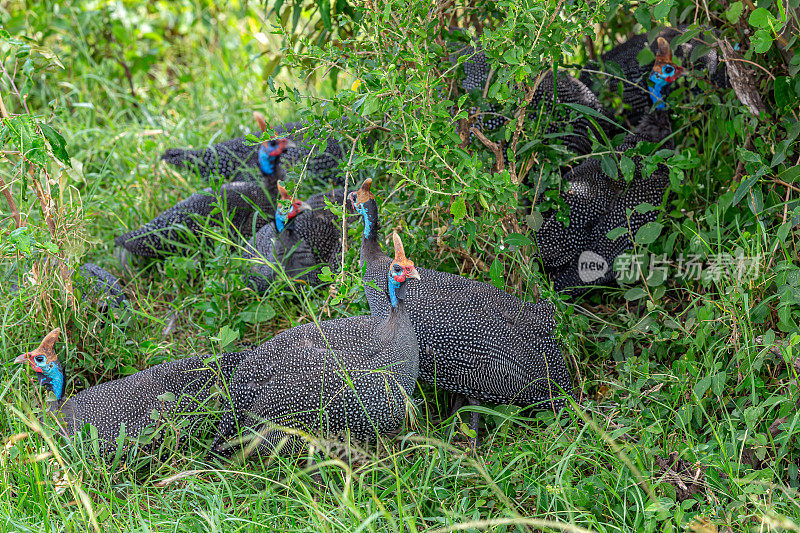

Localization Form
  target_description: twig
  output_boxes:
[469,127,504,173]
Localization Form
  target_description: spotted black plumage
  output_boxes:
[15,328,246,457]
[245,187,348,292]
[579,27,730,129]
[350,179,572,417]
[212,233,420,458]
[538,38,680,295]
[114,114,292,261]
[162,120,346,184]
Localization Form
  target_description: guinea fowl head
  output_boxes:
[387,231,420,308]
[254,112,296,175]
[350,178,378,238]
[14,328,65,401]
[275,183,311,233]
[648,37,683,109]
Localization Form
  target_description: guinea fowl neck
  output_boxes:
[259,149,283,201]
[36,361,65,404]
[360,199,383,261]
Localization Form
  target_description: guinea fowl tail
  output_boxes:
[161,147,202,168]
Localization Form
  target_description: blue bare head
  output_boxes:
[14,328,65,401]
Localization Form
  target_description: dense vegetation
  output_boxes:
[1,0,799,531]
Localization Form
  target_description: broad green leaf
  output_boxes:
[732,175,759,205]
[634,222,663,245]
[749,7,777,29]
[489,257,504,289]
[693,375,713,399]
[637,47,655,67]
[621,156,635,181]
[746,185,764,215]
[751,28,773,53]
[505,233,533,247]
[726,1,743,22]
[779,165,800,182]
[607,227,629,240]
[625,287,647,301]
[653,0,672,20]
[216,325,240,350]
[450,196,466,222]
[774,76,798,108]
[601,154,618,180]
[239,302,276,324]
[39,123,71,167]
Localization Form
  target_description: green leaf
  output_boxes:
[625,287,647,301]
[489,257,504,289]
[505,233,533,247]
[606,227,629,240]
[39,124,71,168]
[620,156,635,181]
[633,202,657,215]
[239,302,276,324]
[749,7,777,29]
[653,0,672,20]
[779,165,800,182]
[726,1,744,22]
[634,6,652,30]
[450,196,466,222]
[732,175,759,206]
[693,375,712,399]
[712,372,727,396]
[157,392,175,402]
[634,222,664,245]
[525,212,543,232]
[215,325,240,351]
[600,154,618,180]
[774,76,798,108]
[751,28,773,53]
[744,405,764,431]
[746,185,764,215]
[637,47,655,67]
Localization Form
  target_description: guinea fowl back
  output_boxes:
[162,120,346,183]
[115,113,291,260]
[246,188,346,290]
[15,329,246,457]
[212,233,420,458]
[351,180,572,409]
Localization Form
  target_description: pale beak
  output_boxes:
[284,140,297,150]
[409,268,421,280]
[13,353,28,364]
[299,201,312,213]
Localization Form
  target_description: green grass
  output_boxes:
[2,1,800,532]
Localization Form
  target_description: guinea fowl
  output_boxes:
[161,118,348,184]
[537,37,682,294]
[14,328,245,457]
[579,27,729,129]
[245,184,347,292]
[211,232,420,458]
[350,179,572,446]
[114,112,293,262]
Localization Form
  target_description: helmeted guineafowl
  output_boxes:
[14,328,246,458]
[211,232,420,458]
[349,179,572,446]
[538,37,682,294]
[579,27,730,129]
[161,119,348,184]
[114,112,293,263]
[245,184,348,292]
